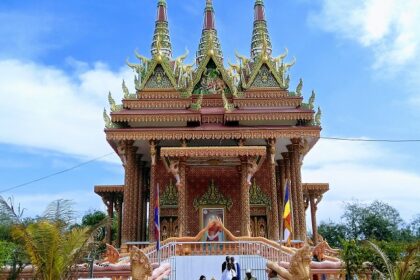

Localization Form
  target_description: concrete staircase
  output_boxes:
[164,254,268,280]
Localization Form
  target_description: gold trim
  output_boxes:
[123,100,190,109]
[106,128,321,141]
[302,183,329,193]
[225,112,313,122]
[160,146,267,158]
[111,114,201,123]
[234,98,301,108]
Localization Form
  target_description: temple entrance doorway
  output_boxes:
[160,216,179,240]
[250,216,268,238]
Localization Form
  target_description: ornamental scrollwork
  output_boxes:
[249,179,271,209]
[160,180,178,207]
[193,180,232,211]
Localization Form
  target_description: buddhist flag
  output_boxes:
[283,179,292,244]
[154,184,160,251]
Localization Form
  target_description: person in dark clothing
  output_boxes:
[222,256,230,272]
[231,256,240,280]
[199,276,206,280]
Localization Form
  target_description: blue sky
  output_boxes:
[0,0,419,225]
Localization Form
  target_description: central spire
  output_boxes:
[251,0,272,59]
[151,0,172,58]
[196,0,223,64]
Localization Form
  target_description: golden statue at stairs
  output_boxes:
[266,244,312,280]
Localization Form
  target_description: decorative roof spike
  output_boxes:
[309,90,316,110]
[122,80,129,99]
[196,0,224,64]
[151,0,172,58]
[103,108,112,128]
[251,0,272,60]
[108,91,117,112]
[296,78,303,97]
[315,107,322,126]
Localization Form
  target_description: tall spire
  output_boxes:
[151,0,172,58]
[196,0,223,64]
[251,0,272,59]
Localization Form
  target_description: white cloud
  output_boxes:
[303,139,420,224]
[311,0,420,70]
[0,59,134,162]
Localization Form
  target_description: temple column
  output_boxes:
[291,138,306,240]
[240,157,251,236]
[177,158,187,236]
[103,195,114,245]
[278,159,285,240]
[121,140,138,243]
[148,141,157,241]
[136,160,144,241]
[268,139,280,240]
[310,195,318,244]
[115,196,123,248]
[139,166,148,241]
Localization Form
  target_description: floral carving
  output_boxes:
[193,180,232,211]
[160,180,178,207]
[249,179,271,209]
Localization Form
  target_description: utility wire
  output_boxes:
[1,136,420,194]
[0,152,115,194]
[320,136,420,143]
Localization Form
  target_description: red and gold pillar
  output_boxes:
[240,157,251,236]
[121,140,138,243]
[278,159,285,239]
[268,139,280,240]
[178,158,187,236]
[291,138,306,240]
[148,141,157,241]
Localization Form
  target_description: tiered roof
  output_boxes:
[103,0,322,151]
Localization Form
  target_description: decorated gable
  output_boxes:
[250,64,281,88]
[144,65,174,89]
[193,59,230,95]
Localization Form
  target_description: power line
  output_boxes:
[1,136,420,194]
[0,152,115,194]
[320,136,420,143]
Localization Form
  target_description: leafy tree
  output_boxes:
[318,221,347,248]
[81,210,107,227]
[340,240,368,278]
[0,196,107,280]
[342,201,403,241]
[408,215,420,238]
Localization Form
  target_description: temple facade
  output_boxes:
[95,0,329,247]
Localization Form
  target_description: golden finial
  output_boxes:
[156,35,163,61]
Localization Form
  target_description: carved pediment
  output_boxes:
[249,179,271,209]
[144,65,174,89]
[250,64,281,88]
[160,180,178,207]
[193,180,233,211]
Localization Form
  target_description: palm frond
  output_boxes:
[366,240,395,280]
[0,196,24,224]
[42,199,76,225]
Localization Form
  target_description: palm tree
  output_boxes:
[367,241,419,280]
[0,196,107,280]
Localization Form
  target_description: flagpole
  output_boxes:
[280,178,285,243]
[155,183,161,265]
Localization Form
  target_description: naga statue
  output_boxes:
[266,244,312,280]
[131,246,153,280]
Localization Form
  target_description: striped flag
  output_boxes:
[283,179,293,245]
[154,184,160,251]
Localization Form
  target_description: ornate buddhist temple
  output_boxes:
[95,0,329,247]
